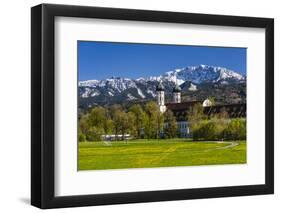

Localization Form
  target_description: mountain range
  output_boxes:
[79,65,246,108]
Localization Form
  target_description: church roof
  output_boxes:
[203,103,246,118]
[166,101,201,112]
[166,102,246,121]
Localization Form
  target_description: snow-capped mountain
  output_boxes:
[79,65,245,107]
[158,64,244,84]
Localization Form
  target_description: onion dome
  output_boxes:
[173,84,181,93]
[156,81,165,91]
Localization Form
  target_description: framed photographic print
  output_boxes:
[31,3,274,209]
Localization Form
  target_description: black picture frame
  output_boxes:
[31,3,274,209]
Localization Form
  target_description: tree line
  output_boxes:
[78,102,246,142]
[78,101,179,142]
[187,103,246,140]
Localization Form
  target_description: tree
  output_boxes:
[79,114,90,135]
[186,103,206,136]
[129,104,146,138]
[104,119,114,135]
[78,129,86,142]
[164,110,178,138]
[207,107,229,140]
[207,96,216,105]
[155,109,164,139]
[215,107,229,120]
[191,117,246,141]
[88,106,106,130]
[109,104,122,118]
[192,120,210,140]
[112,109,122,140]
[111,110,133,140]
[127,112,137,138]
[144,101,160,139]
[187,103,205,122]
[86,126,104,141]
[192,119,226,141]
[223,118,246,140]
[118,111,131,140]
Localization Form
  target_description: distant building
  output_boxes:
[156,82,246,137]
[102,134,131,141]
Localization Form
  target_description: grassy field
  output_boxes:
[78,139,246,171]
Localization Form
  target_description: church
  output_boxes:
[156,82,246,138]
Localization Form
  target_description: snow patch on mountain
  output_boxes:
[137,88,146,98]
[105,77,137,93]
[79,80,99,87]
[108,91,114,96]
[188,83,197,91]
[91,91,100,97]
[81,88,91,98]
[127,93,137,100]
[147,89,156,97]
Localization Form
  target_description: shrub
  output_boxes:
[86,127,104,141]
[202,121,221,140]
[163,110,178,138]
[78,132,86,142]
[223,119,246,140]
[192,119,226,140]
[192,120,207,140]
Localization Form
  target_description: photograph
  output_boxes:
[77,41,247,171]
[30,3,274,209]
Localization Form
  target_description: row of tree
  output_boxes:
[191,118,246,140]
[78,102,246,142]
[79,101,169,141]
[188,103,246,140]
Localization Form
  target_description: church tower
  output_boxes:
[173,84,181,103]
[156,81,166,113]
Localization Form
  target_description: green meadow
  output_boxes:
[78,139,246,170]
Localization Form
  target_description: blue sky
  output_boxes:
[78,41,246,81]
